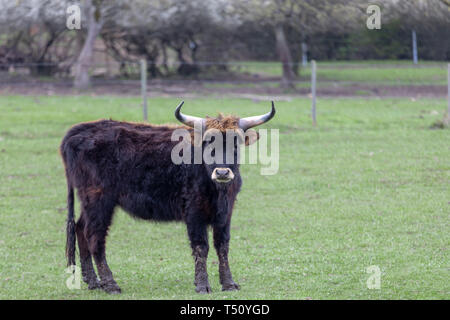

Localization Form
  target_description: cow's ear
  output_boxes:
[245,129,259,146]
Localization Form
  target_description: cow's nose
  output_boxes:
[212,168,234,183]
[216,169,229,178]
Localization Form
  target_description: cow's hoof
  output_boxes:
[195,284,212,294]
[101,281,122,294]
[222,282,240,291]
[87,279,101,290]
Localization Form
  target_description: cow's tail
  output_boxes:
[65,178,76,267]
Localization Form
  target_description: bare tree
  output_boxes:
[228,0,363,87]
[0,0,76,75]
[274,23,296,87]
[73,0,104,90]
[101,0,232,77]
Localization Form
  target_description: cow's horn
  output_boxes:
[174,101,204,128]
[239,101,276,131]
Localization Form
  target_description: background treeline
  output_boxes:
[247,20,450,62]
[0,0,449,88]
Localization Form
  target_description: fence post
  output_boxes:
[311,60,317,126]
[448,64,450,117]
[412,30,418,65]
[140,59,148,121]
[302,42,308,67]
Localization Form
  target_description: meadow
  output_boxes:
[0,94,448,299]
[233,60,449,85]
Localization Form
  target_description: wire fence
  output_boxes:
[0,60,448,98]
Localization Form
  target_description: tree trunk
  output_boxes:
[274,24,296,88]
[74,0,103,90]
[161,42,169,75]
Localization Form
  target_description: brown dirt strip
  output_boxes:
[0,79,446,99]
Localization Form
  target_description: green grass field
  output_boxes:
[0,95,448,299]
[234,60,448,85]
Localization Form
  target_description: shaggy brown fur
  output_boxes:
[205,114,239,132]
[61,113,246,294]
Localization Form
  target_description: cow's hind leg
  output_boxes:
[84,199,121,294]
[76,213,100,290]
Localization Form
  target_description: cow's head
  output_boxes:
[174,101,276,185]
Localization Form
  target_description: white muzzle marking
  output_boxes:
[211,168,234,183]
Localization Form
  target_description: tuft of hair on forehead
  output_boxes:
[205,113,239,132]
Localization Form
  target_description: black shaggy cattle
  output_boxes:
[60,101,275,294]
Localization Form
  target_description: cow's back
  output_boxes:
[60,120,192,221]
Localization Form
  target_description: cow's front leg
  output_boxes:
[213,223,240,291]
[187,221,211,294]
